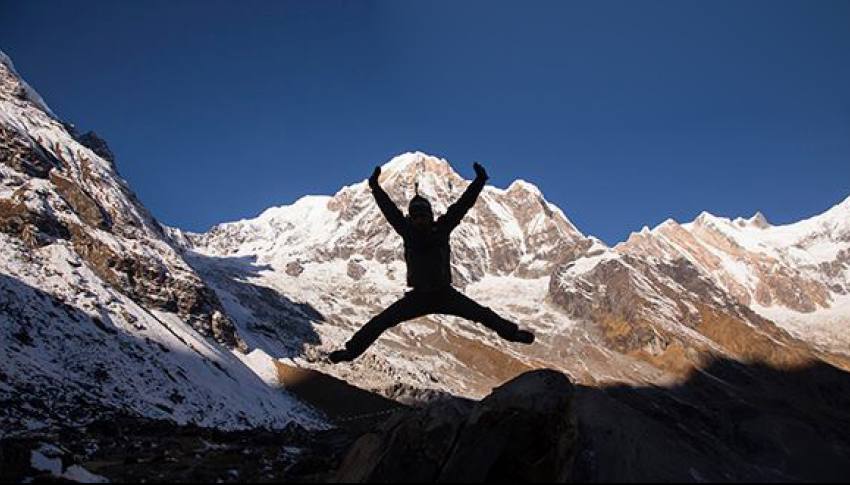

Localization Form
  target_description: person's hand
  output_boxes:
[369,166,381,185]
[473,162,488,180]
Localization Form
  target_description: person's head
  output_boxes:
[408,184,433,230]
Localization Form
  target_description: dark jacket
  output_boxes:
[369,175,487,290]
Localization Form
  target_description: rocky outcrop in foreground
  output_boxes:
[334,369,578,482]
[331,360,850,483]
[4,361,850,483]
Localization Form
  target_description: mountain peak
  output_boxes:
[0,48,56,117]
[733,211,770,229]
[507,179,542,195]
[380,151,452,175]
[749,211,770,228]
[695,211,722,225]
[659,218,680,229]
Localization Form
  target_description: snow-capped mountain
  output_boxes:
[174,152,632,398]
[184,152,588,283]
[615,198,850,353]
[0,50,322,436]
[549,197,850,376]
[178,149,849,399]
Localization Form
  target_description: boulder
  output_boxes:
[335,369,578,482]
[286,261,305,277]
[347,260,367,280]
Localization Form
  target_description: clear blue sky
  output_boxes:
[1,0,848,244]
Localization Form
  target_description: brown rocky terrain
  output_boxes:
[550,236,848,377]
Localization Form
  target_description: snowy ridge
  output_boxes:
[0,234,324,435]
[608,195,850,353]
[186,151,587,282]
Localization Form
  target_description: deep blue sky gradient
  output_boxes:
[1,0,848,243]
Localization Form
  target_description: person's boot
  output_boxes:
[505,329,535,344]
[329,348,355,364]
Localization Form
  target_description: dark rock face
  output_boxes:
[0,196,70,248]
[66,222,244,349]
[76,130,115,164]
[49,170,112,230]
[347,259,367,280]
[60,123,115,165]
[0,124,59,178]
[335,369,578,482]
[286,261,305,277]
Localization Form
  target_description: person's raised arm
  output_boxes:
[369,166,407,235]
[439,162,488,231]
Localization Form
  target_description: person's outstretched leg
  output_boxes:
[330,290,430,363]
[436,287,534,344]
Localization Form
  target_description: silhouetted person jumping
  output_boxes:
[329,162,535,363]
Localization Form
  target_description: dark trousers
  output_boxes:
[344,286,520,358]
